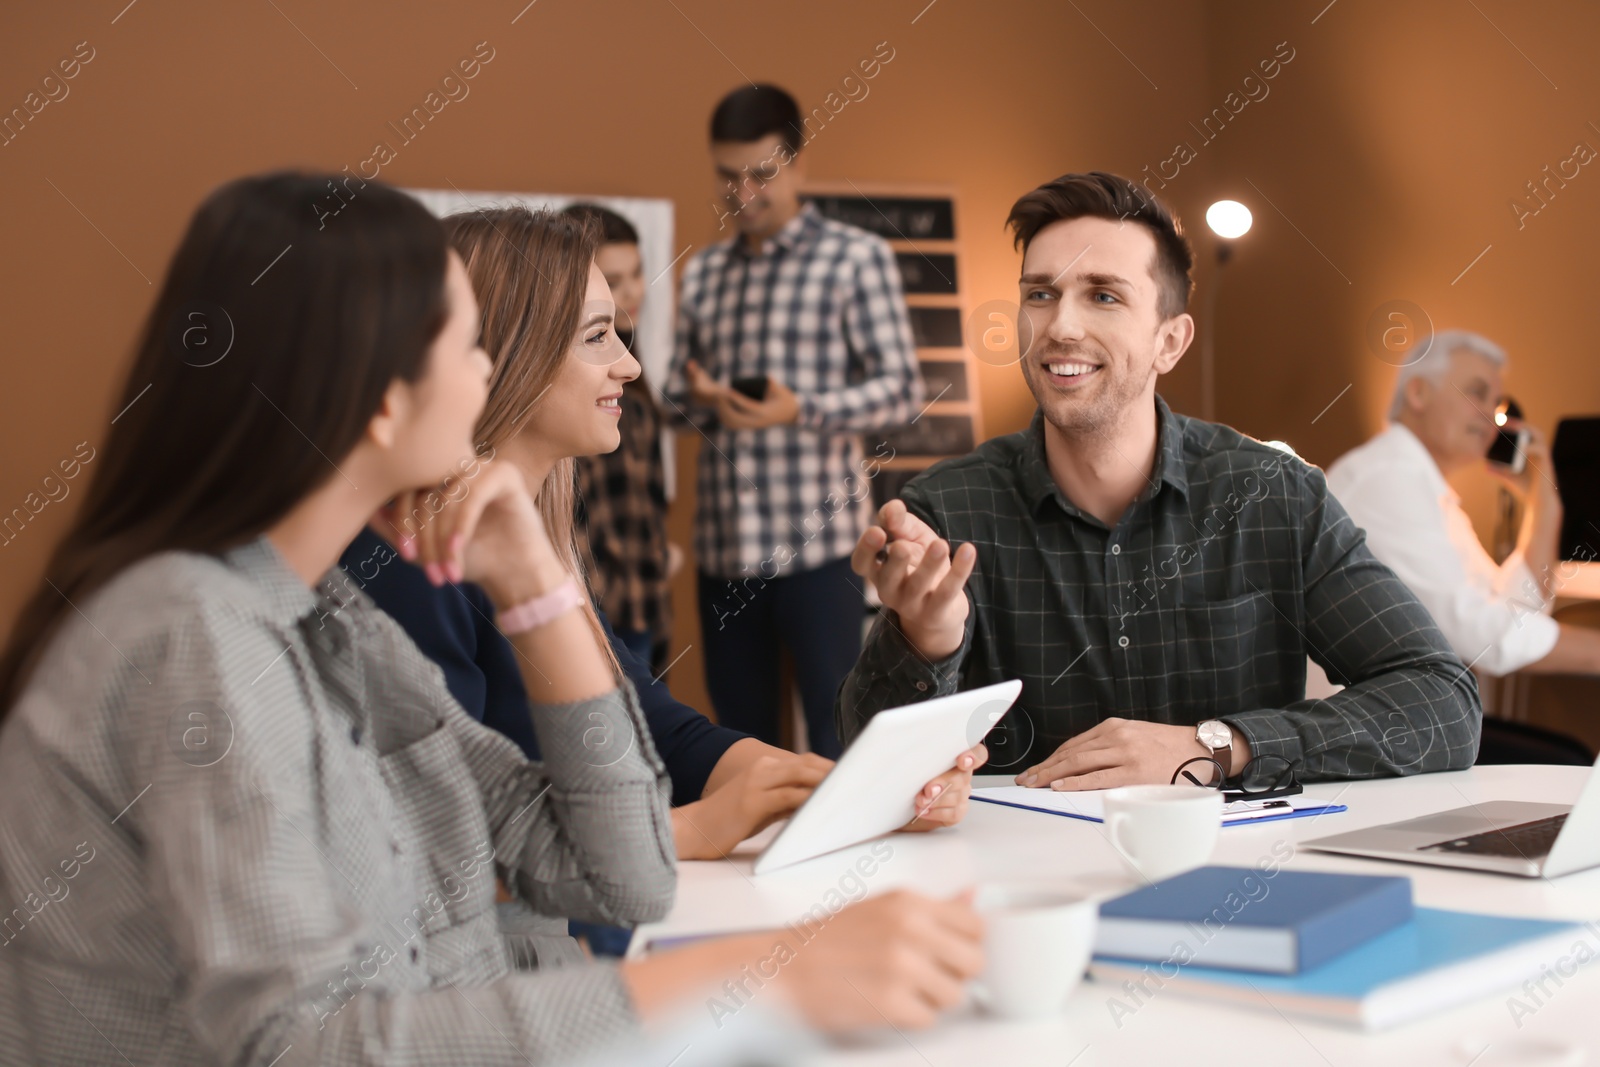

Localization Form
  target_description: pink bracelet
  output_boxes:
[497,578,585,635]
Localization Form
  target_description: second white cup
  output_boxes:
[971,883,1098,1020]
[1101,785,1222,883]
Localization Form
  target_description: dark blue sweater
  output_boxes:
[340,527,743,807]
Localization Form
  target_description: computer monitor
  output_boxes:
[1551,417,1600,561]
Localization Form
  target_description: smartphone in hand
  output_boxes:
[1488,397,1528,474]
[731,375,770,402]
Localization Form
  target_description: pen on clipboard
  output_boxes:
[1224,798,1292,813]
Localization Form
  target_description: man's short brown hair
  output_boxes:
[1006,171,1194,319]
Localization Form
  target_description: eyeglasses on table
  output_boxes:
[1170,753,1303,802]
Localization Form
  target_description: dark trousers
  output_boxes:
[697,557,864,759]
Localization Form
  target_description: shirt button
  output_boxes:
[1118,636,1130,649]
[915,681,929,691]
[1111,544,1122,555]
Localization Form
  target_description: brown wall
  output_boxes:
[1203,0,1600,527]
[0,0,1211,717]
[3,0,1593,719]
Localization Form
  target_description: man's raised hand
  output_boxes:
[851,499,975,661]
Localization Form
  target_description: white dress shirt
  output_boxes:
[1326,423,1559,676]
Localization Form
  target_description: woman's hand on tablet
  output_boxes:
[902,742,988,832]
[673,751,833,860]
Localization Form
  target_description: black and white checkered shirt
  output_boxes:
[837,398,1483,780]
[663,201,923,579]
[0,536,675,1065]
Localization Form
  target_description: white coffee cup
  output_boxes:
[971,884,1098,1020]
[1102,785,1222,883]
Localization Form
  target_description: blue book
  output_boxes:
[1096,866,1413,974]
[1092,908,1591,1030]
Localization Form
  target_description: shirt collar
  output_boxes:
[221,534,326,629]
[734,200,820,258]
[1385,421,1456,502]
[1151,395,1190,497]
[1017,395,1190,518]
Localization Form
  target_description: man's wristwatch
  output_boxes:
[1195,719,1234,779]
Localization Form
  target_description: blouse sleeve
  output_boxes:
[445,675,678,924]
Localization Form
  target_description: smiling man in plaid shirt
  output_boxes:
[837,172,1482,788]
[662,84,923,758]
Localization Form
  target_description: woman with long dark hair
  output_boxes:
[0,173,985,1064]
[0,171,680,1063]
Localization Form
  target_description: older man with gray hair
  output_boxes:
[1327,329,1599,677]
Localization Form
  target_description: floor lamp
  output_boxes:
[1200,199,1252,422]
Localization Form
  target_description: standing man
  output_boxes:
[663,84,923,758]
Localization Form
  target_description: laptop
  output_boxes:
[1304,752,1600,878]
[753,679,1023,875]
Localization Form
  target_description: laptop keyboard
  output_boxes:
[1422,813,1568,860]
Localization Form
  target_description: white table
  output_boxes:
[634,767,1600,1066]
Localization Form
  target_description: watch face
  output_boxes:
[1197,720,1231,750]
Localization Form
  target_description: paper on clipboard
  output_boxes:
[970,785,1346,826]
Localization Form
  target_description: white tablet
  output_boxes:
[753,679,1024,875]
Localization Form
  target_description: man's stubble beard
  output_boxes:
[1023,346,1149,440]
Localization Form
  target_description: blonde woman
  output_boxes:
[378,204,986,1029]
[342,204,986,891]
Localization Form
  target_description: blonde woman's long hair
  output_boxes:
[442,206,621,677]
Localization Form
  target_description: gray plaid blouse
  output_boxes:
[0,536,675,1065]
[837,398,1483,780]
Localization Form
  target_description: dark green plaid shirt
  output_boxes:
[837,397,1482,780]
